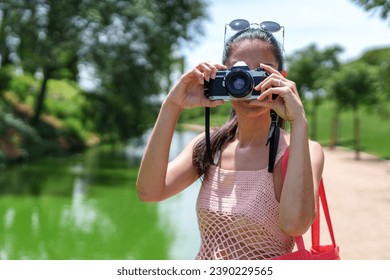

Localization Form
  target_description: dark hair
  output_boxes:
[223,28,284,71]
[192,28,285,179]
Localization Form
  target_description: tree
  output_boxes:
[287,44,343,140]
[328,61,378,159]
[1,0,88,126]
[351,0,390,22]
[0,2,13,67]
[1,0,207,143]
[82,0,207,143]
[359,47,390,118]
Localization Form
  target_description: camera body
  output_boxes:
[204,61,268,100]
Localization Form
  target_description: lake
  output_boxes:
[0,130,201,260]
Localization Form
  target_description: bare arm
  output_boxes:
[136,62,225,202]
[136,101,195,202]
[279,121,323,236]
[253,63,323,236]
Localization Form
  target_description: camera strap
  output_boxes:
[205,107,213,163]
[266,110,280,173]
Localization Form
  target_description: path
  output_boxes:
[303,147,390,260]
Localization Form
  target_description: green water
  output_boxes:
[0,131,201,260]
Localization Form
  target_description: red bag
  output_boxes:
[273,148,341,260]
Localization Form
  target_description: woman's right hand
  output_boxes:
[165,62,227,110]
[137,62,226,202]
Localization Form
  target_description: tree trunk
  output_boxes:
[0,7,12,67]
[31,68,51,126]
[329,107,340,150]
[353,108,360,160]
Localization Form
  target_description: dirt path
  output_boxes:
[303,147,390,260]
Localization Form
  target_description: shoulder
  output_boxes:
[308,140,324,165]
[309,139,323,151]
[280,130,323,158]
[180,131,205,156]
[278,130,324,171]
[190,131,205,146]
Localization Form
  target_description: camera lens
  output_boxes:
[225,69,253,98]
[232,77,246,91]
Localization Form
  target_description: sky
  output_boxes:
[181,0,390,71]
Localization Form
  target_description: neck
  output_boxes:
[235,112,271,147]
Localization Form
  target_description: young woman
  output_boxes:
[137,21,324,259]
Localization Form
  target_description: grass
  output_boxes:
[179,101,390,160]
[310,101,390,159]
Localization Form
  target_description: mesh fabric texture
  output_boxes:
[196,147,294,260]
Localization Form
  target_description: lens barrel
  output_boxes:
[225,69,254,98]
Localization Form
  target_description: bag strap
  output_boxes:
[281,147,337,249]
[311,179,337,247]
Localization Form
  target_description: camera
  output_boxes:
[204,61,269,100]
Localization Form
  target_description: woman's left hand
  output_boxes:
[250,63,306,126]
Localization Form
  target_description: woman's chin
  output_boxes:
[232,101,269,118]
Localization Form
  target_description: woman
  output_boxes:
[136,21,324,259]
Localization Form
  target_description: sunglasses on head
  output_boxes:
[224,19,285,47]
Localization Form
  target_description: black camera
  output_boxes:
[204,61,268,100]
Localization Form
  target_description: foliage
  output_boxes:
[8,73,38,105]
[0,0,208,165]
[0,0,208,143]
[328,61,379,110]
[0,66,12,93]
[287,44,344,97]
[317,60,380,159]
[286,44,344,139]
[45,80,86,119]
[0,70,94,163]
[0,0,87,124]
[81,0,208,143]
[0,111,42,163]
[351,0,390,22]
[358,47,390,117]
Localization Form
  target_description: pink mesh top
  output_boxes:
[196,147,294,260]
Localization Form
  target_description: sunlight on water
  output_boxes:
[60,173,116,238]
[158,180,201,259]
[31,209,39,234]
[4,208,15,229]
[157,130,202,259]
